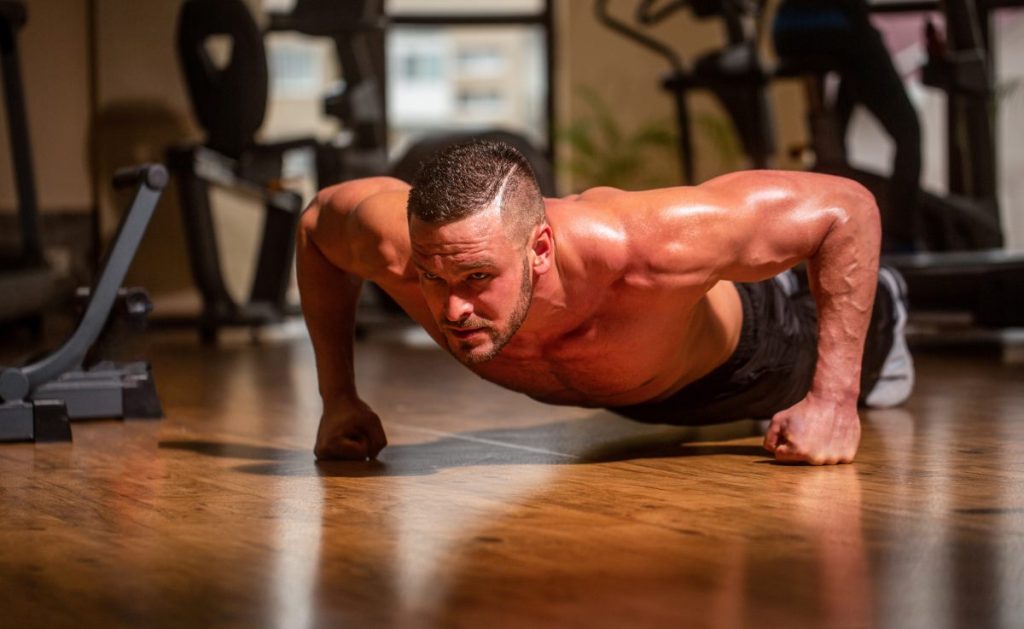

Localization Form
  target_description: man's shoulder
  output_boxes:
[556,184,737,288]
[343,189,409,226]
[559,184,715,220]
[550,185,714,245]
[312,186,412,280]
[546,190,640,282]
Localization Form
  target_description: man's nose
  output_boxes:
[443,290,474,323]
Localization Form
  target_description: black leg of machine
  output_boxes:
[170,0,324,344]
[0,1,60,331]
[0,165,169,443]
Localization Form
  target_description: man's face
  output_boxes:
[409,206,534,364]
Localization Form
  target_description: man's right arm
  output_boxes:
[296,176,410,460]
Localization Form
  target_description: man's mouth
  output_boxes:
[448,327,487,340]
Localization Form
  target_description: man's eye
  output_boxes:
[422,272,440,281]
[468,273,490,281]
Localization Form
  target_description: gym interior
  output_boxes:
[2,1,1023,627]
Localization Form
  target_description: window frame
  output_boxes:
[388,1,556,161]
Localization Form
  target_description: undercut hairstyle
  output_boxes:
[407,140,546,246]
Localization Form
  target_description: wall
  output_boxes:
[0,0,91,213]
[90,0,199,301]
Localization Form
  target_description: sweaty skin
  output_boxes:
[297,171,881,465]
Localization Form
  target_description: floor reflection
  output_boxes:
[271,472,323,629]
[789,466,873,629]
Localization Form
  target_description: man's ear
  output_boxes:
[529,223,554,275]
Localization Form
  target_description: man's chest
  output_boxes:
[470,307,699,407]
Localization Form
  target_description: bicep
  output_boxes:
[717,198,836,283]
[649,171,871,285]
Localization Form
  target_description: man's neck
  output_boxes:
[516,248,586,344]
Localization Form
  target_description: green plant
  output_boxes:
[558,86,678,191]
[559,86,747,191]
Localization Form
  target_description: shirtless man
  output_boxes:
[297,141,913,466]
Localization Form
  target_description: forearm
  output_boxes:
[296,176,408,408]
[296,221,363,408]
[807,192,881,403]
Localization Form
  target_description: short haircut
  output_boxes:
[407,140,545,245]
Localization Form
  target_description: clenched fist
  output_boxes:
[763,393,861,465]
[315,399,388,461]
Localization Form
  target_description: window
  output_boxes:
[260,0,553,157]
[268,41,322,99]
[386,0,544,16]
[457,89,504,113]
[401,53,444,82]
[457,47,505,77]
[387,25,547,149]
[385,0,552,154]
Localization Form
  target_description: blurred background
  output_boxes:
[1,0,1022,347]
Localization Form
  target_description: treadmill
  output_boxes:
[874,0,1024,330]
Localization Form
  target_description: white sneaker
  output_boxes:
[864,267,915,408]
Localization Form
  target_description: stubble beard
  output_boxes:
[451,259,534,365]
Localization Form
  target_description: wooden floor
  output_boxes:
[1,323,1023,629]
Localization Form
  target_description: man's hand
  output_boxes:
[315,399,388,461]
[762,393,861,465]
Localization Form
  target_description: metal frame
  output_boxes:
[166,145,304,344]
[0,165,168,443]
[0,1,42,267]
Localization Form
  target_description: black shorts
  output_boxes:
[609,269,895,425]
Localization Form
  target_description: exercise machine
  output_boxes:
[772,0,1001,251]
[595,0,775,184]
[878,0,1023,327]
[773,0,1024,325]
[170,0,557,336]
[0,164,168,443]
[267,0,389,183]
[169,0,319,344]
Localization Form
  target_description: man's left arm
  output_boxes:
[659,170,881,464]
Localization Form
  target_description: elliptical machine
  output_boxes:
[0,1,59,333]
[595,0,775,184]
[169,0,331,345]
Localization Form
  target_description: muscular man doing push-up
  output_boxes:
[297,141,914,466]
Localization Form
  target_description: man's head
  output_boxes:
[407,140,551,364]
